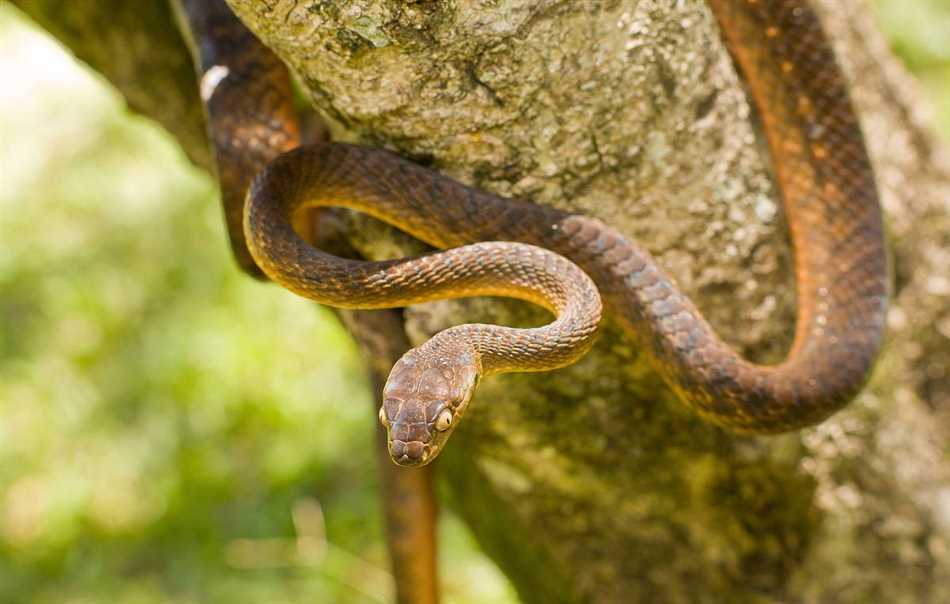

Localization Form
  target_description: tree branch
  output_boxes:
[10,0,210,169]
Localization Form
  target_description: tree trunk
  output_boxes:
[13,0,950,602]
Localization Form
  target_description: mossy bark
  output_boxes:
[14,0,950,602]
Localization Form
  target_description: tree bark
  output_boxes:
[14,0,950,602]
[9,0,210,169]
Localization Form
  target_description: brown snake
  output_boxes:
[182,0,888,469]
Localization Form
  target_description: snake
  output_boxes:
[179,0,888,469]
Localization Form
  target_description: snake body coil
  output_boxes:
[208,1,888,466]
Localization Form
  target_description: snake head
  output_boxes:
[379,340,480,467]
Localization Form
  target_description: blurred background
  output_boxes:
[0,2,947,603]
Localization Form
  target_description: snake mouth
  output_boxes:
[389,439,432,467]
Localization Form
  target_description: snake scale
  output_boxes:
[179,0,888,468]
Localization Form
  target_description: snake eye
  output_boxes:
[378,406,389,427]
[435,409,453,432]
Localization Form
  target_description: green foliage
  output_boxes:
[0,6,515,603]
[875,0,950,136]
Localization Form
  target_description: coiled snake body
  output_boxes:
[182,0,888,467]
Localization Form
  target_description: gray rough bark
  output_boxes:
[13,0,950,602]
